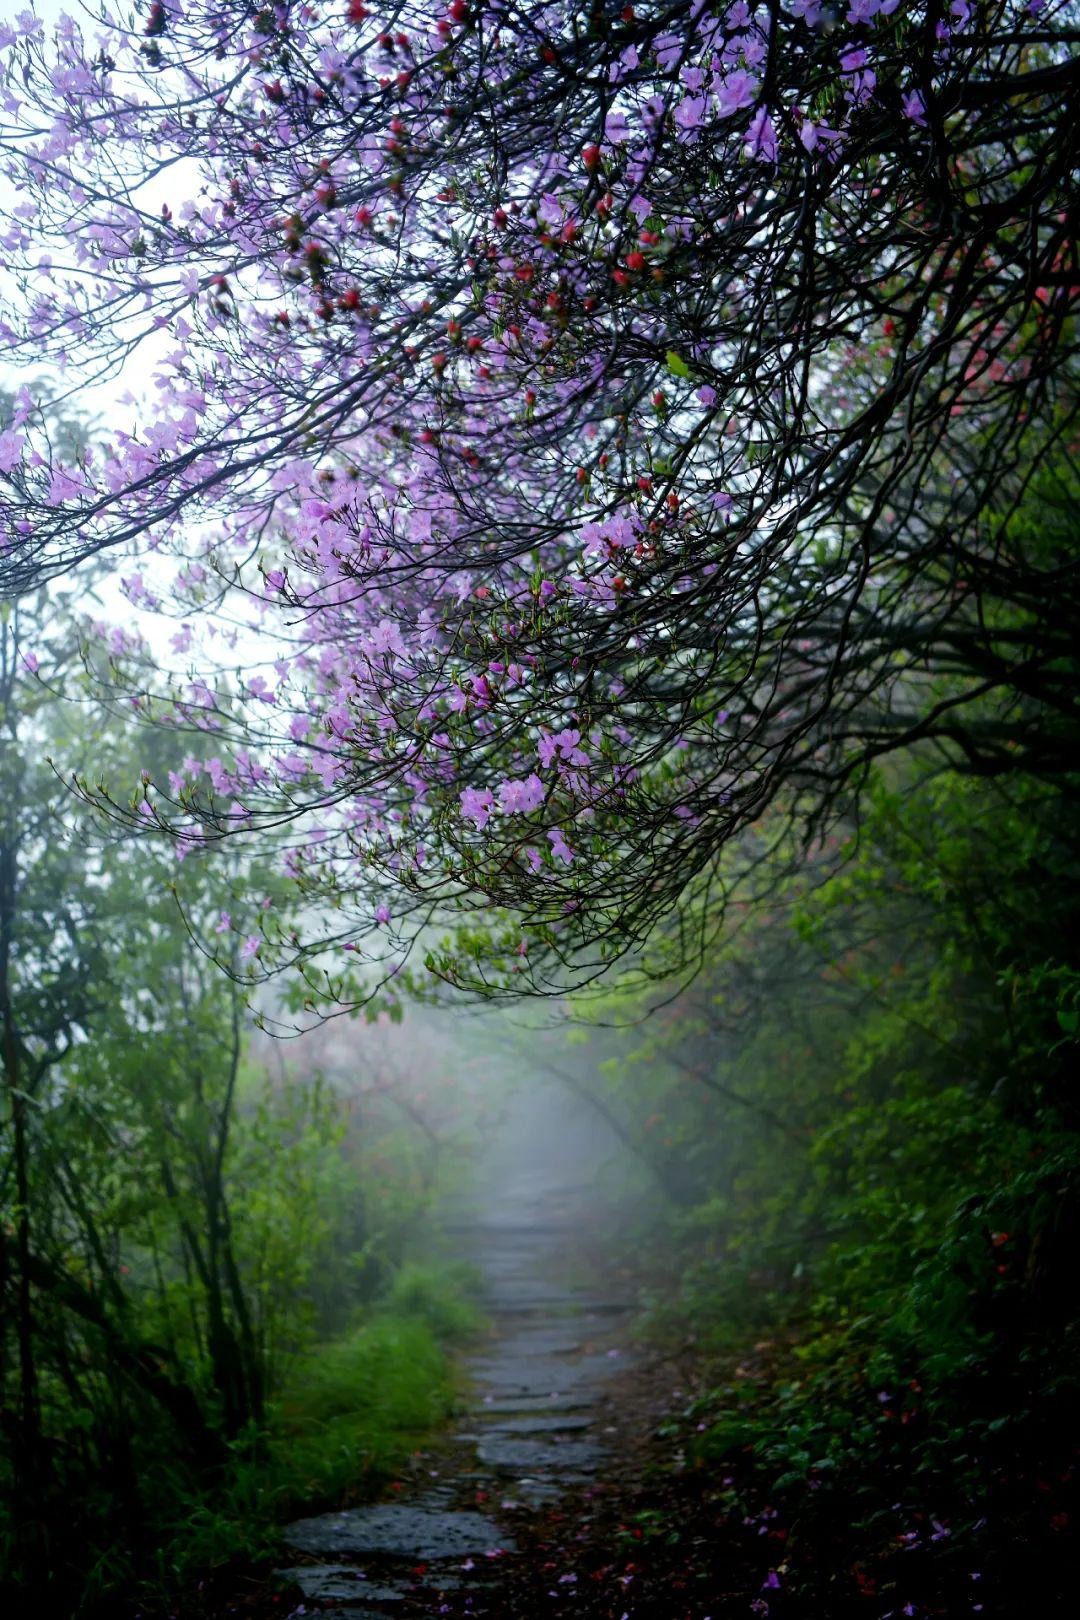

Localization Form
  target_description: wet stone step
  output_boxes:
[484,1301,635,1323]
[501,1478,564,1507]
[475,1393,593,1415]
[481,1286,575,1307]
[487,1333,584,1357]
[475,1435,605,1474]
[283,1504,515,1560]
[320,1610,399,1619]
[475,1412,593,1435]
[275,1565,406,1603]
[470,1352,624,1394]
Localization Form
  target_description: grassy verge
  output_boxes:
[139,1263,483,1613]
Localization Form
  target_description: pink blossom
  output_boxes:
[496,773,545,814]
[460,786,495,828]
[547,828,574,865]
[745,108,777,164]
[0,430,24,472]
[674,95,709,133]
[902,90,927,126]
[716,72,757,117]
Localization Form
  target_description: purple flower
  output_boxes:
[497,773,545,813]
[0,429,24,472]
[717,72,757,117]
[902,89,927,126]
[460,786,495,829]
[745,108,777,164]
[674,95,709,133]
[547,827,574,864]
[539,728,588,768]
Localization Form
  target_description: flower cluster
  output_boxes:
[0,1,1075,993]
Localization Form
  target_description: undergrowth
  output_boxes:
[132,1269,481,1615]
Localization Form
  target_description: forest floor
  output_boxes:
[202,1171,802,1620]
[196,1153,1075,1620]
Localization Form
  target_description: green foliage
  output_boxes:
[280,1314,455,1449]
[152,1309,466,1597]
[573,746,1079,1606]
[0,590,479,1615]
[383,1261,484,1343]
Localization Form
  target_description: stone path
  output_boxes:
[275,1167,634,1618]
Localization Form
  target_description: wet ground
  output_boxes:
[274,1165,639,1618]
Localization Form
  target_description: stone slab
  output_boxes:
[283,1505,514,1561]
[475,1435,604,1474]
[476,1414,593,1436]
[474,1394,593,1415]
[275,1565,405,1602]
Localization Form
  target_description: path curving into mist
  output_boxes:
[275,1079,637,1617]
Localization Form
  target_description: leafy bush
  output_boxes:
[576,755,1080,1612]
[383,1261,484,1344]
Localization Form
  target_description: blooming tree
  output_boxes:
[0,1,1077,996]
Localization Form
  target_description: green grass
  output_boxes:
[382,1259,484,1343]
[149,1281,482,1607]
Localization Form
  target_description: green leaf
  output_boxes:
[665,349,693,379]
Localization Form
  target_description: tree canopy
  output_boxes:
[0,1,1077,996]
